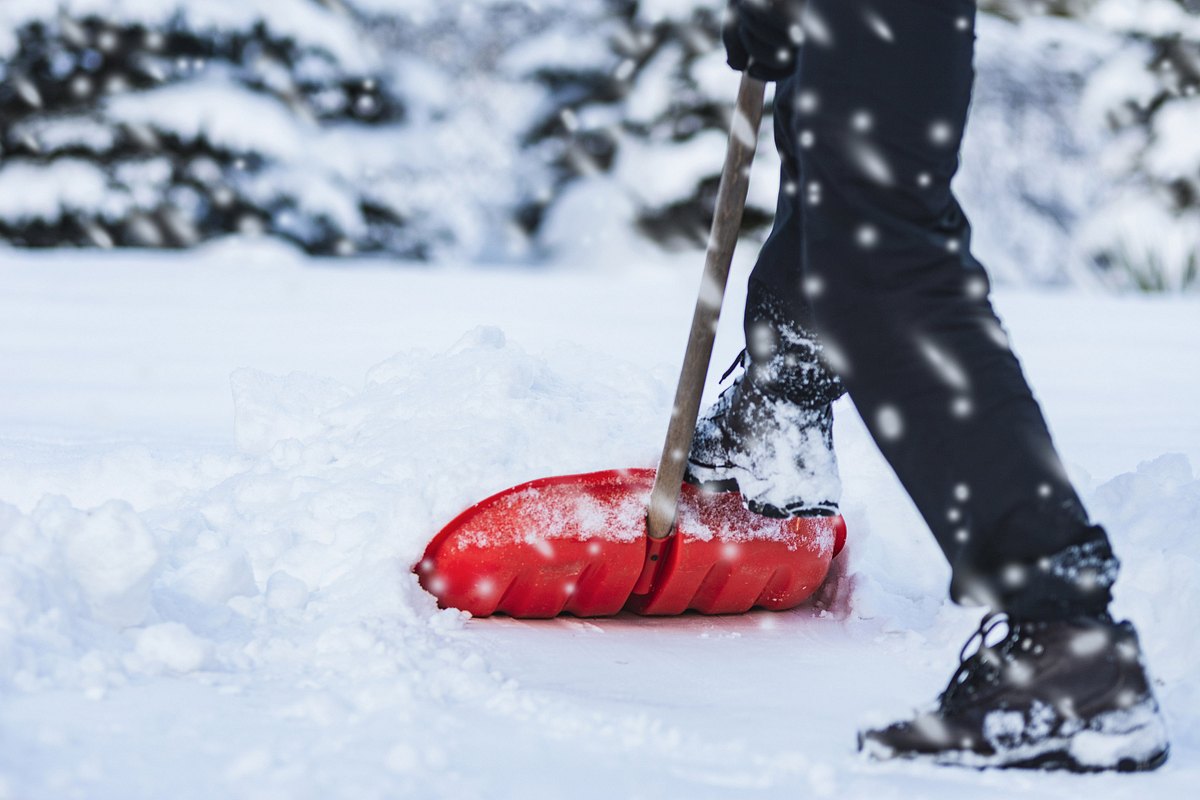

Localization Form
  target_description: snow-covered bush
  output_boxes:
[981,0,1200,292]
[0,1,432,256]
[1078,0,1200,292]
[356,0,625,261]
[521,1,777,252]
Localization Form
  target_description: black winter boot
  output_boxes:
[685,280,845,518]
[686,365,840,517]
[858,613,1170,772]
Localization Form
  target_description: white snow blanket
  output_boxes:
[0,244,1197,798]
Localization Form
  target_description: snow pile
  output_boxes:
[1090,0,1200,39]
[3,328,1195,689]
[0,317,877,797]
[0,327,668,694]
[2,340,1196,794]
[1089,455,1200,695]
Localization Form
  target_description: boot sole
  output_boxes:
[861,737,1169,773]
[859,700,1171,773]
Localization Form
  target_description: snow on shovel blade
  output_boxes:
[417,470,649,618]
[416,469,846,619]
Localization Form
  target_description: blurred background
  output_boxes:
[0,0,1197,292]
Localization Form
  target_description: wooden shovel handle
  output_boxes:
[646,75,767,540]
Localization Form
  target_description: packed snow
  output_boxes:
[0,243,1197,798]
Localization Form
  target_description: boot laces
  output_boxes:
[719,349,747,383]
[941,612,1020,710]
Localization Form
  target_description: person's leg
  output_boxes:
[742,74,845,411]
[786,0,1168,770]
[793,0,1115,621]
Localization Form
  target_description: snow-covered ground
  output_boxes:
[1,244,1198,799]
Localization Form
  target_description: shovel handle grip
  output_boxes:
[646,75,766,541]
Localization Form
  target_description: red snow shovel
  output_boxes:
[416,76,846,618]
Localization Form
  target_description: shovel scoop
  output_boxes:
[417,469,845,617]
[416,76,847,618]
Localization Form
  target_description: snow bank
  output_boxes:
[0,314,875,796]
[0,326,669,695]
[1,253,1197,795]
[1090,455,1200,692]
[2,335,1196,793]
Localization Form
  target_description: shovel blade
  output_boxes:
[416,469,845,618]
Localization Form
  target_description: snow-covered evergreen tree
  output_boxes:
[524,0,779,254]
[0,0,1195,290]
[981,0,1200,292]
[355,0,623,262]
[0,0,777,260]
[0,1,417,256]
[0,0,633,260]
[1077,0,1200,291]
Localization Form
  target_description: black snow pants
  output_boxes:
[748,0,1117,621]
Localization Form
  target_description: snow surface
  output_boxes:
[0,243,1198,798]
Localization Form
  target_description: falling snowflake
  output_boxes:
[863,10,895,43]
[851,141,895,185]
[966,277,990,300]
[876,405,903,439]
[929,120,955,145]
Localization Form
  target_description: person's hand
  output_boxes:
[722,0,805,82]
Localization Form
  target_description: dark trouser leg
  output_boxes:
[743,74,845,411]
[757,0,1116,620]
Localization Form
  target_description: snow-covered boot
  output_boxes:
[685,345,842,518]
[858,613,1170,772]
